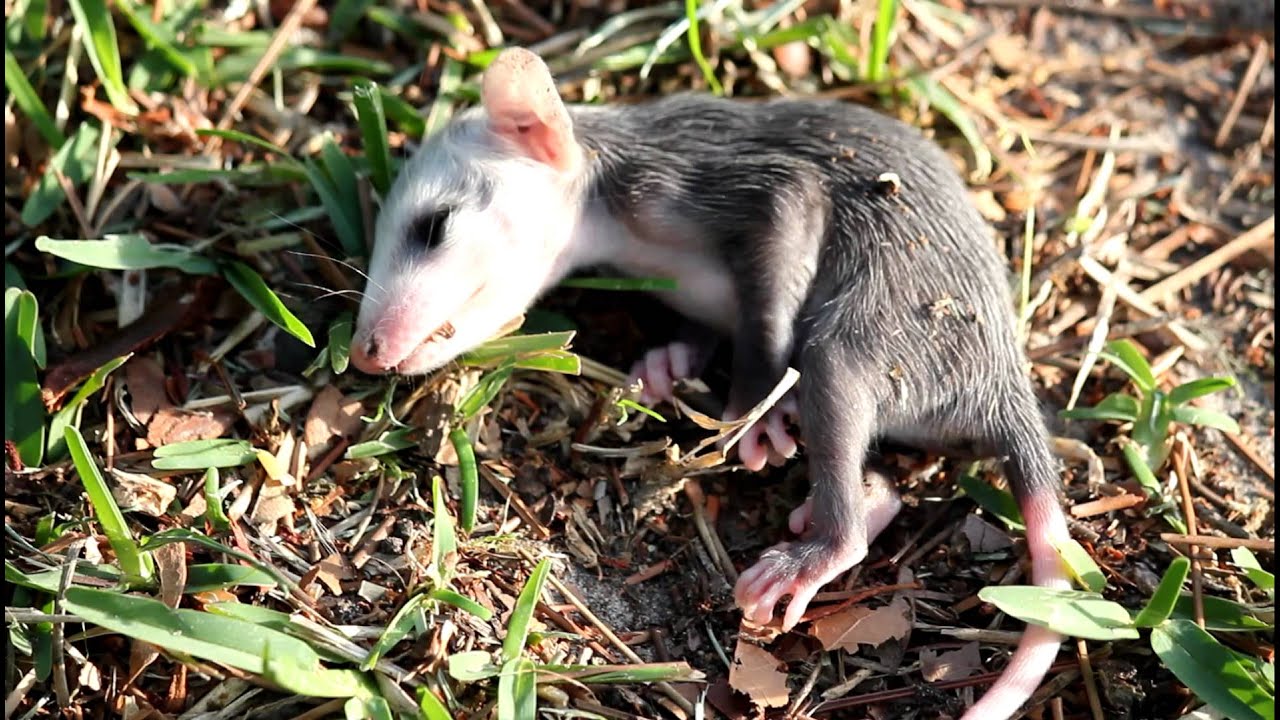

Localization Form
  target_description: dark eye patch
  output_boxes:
[408,208,452,251]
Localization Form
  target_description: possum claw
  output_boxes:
[735,538,866,630]
[629,341,698,405]
[725,394,800,471]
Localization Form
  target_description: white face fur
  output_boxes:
[351,113,586,375]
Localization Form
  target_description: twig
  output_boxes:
[210,0,321,151]
[1140,215,1275,307]
[683,480,738,584]
[1076,638,1104,720]
[1223,431,1276,491]
[1215,40,1270,147]
[1077,256,1209,352]
[1160,534,1275,552]
[1173,435,1205,629]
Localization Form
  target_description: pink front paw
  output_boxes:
[723,394,800,471]
[734,538,866,630]
[628,342,699,406]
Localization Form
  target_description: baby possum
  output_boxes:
[351,47,1073,720]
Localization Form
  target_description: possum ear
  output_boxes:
[481,47,581,173]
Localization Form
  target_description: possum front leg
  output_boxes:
[735,341,878,629]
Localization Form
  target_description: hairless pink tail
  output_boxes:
[959,494,1073,720]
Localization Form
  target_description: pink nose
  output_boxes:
[349,335,393,374]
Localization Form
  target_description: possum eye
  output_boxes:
[408,209,452,251]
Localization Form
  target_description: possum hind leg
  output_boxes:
[734,341,878,630]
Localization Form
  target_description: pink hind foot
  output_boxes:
[724,393,800,471]
[628,341,701,406]
[789,469,903,540]
[734,535,866,630]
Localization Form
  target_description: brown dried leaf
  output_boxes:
[124,356,171,425]
[811,599,912,652]
[920,642,983,683]
[108,468,178,517]
[728,641,789,709]
[146,407,237,448]
[303,386,365,460]
[312,553,353,596]
[249,476,295,536]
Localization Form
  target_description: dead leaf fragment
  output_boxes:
[920,642,983,683]
[811,599,912,652]
[960,514,1013,553]
[303,386,365,460]
[970,189,1008,222]
[108,468,178,517]
[728,641,789,709]
[146,407,237,448]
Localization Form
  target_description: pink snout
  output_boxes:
[349,333,395,374]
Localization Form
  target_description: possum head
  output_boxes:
[351,48,588,376]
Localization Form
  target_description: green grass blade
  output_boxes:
[977,586,1139,641]
[1150,620,1273,720]
[497,657,538,720]
[1122,442,1163,498]
[1170,406,1241,435]
[428,588,494,620]
[905,74,994,181]
[352,80,393,197]
[65,426,154,584]
[195,128,292,157]
[328,311,354,374]
[429,475,459,589]
[185,563,278,592]
[221,261,316,347]
[5,49,65,146]
[448,650,501,681]
[328,0,375,44]
[10,286,45,367]
[4,288,47,466]
[501,558,552,664]
[1059,392,1141,423]
[957,469,1025,532]
[378,88,427,139]
[424,58,464,138]
[36,234,218,274]
[450,427,478,534]
[1102,339,1157,393]
[151,438,258,470]
[456,364,515,421]
[64,587,375,698]
[361,592,429,671]
[345,697,392,720]
[202,467,231,531]
[66,0,137,113]
[345,428,417,459]
[1053,537,1106,593]
[46,354,130,461]
[21,122,102,227]
[1134,557,1190,628]
[459,331,576,366]
[1170,595,1273,632]
[1231,548,1275,593]
[302,157,364,259]
[1168,376,1237,406]
[867,0,898,84]
[114,0,197,78]
[417,686,453,720]
[683,0,722,94]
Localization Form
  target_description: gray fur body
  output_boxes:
[570,93,1060,518]
[353,57,1071,718]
